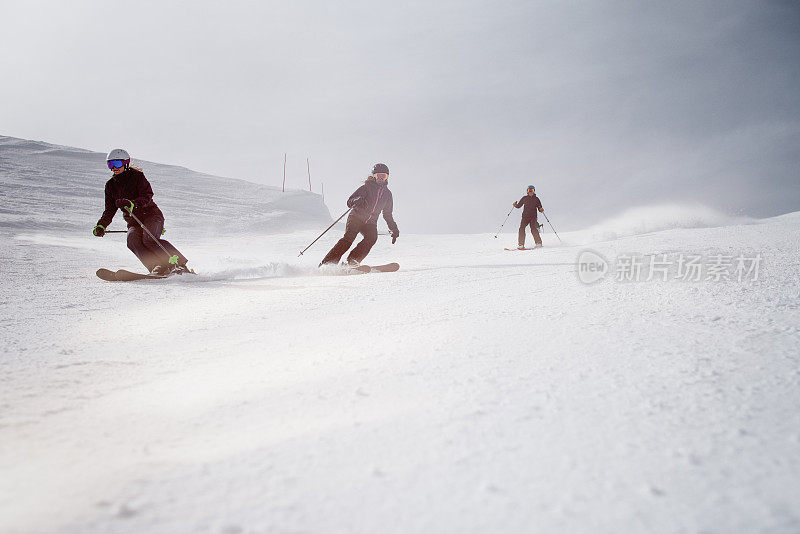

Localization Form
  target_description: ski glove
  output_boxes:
[347,196,364,209]
[513,202,518,208]
[92,224,105,237]
[115,198,134,213]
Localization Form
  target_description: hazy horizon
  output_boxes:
[2,1,798,233]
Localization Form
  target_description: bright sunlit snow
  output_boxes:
[1,137,799,533]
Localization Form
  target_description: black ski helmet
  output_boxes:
[527,185,535,192]
[372,163,389,175]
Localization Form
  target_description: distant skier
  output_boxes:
[92,149,189,275]
[513,185,544,249]
[320,163,399,266]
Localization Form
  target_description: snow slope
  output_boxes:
[577,203,752,242]
[1,140,799,533]
[0,135,331,235]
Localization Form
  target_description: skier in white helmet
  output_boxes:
[93,149,189,275]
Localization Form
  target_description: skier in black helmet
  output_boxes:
[92,148,189,275]
[320,163,399,266]
[513,185,544,249]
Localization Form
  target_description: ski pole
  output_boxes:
[298,207,351,257]
[541,211,562,243]
[494,207,515,238]
[104,230,128,233]
[125,208,182,266]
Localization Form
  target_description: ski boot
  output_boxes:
[150,264,172,276]
[173,263,194,275]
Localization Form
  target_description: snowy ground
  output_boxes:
[2,210,799,534]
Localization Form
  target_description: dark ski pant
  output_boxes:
[320,214,378,265]
[519,216,542,247]
[127,215,187,272]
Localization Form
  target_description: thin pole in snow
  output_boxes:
[307,157,312,191]
[282,153,287,193]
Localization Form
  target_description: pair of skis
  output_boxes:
[96,263,400,282]
[343,262,400,274]
[96,268,193,282]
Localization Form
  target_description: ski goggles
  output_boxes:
[107,159,129,170]
[373,172,389,182]
[527,187,535,192]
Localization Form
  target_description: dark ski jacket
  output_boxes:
[347,180,399,235]
[514,194,543,219]
[96,168,164,229]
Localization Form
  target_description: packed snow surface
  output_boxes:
[1,137,799,533]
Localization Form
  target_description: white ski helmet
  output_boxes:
[106,148,131,170]
[106,148,130,161]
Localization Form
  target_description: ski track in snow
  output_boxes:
[1,213,800,534]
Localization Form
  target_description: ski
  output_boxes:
[96,267,197,282]
[321,262,400,275]
[96,268,118,281]
[96,268,170,281]
[504,247,542,251]
[114,269,170,281]
[355,262,400,273]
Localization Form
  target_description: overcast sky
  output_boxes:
[1,0,798,232]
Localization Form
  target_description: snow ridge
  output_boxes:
[578,203,752,242]
[0,135,332,236]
